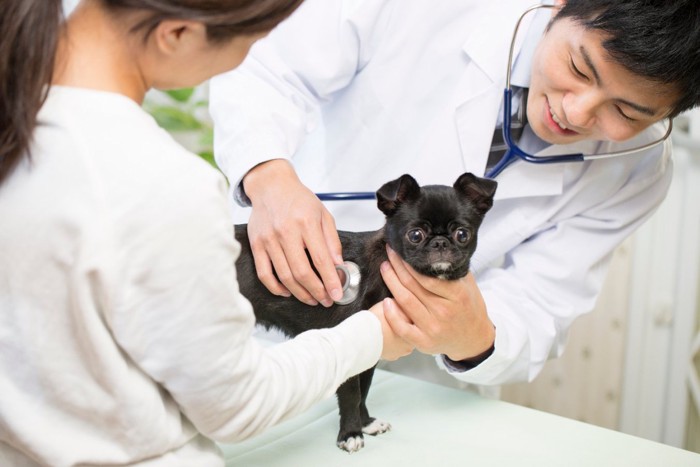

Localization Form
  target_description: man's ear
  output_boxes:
[152,19,207,56]
[552,0,566,15]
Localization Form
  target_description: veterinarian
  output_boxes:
[209,0,700,389]
[0,0,413,464]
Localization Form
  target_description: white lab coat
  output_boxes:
[209,0,672,386]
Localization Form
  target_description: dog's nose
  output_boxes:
[430,237,449,250]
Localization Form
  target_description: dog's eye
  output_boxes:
[406,229,425,244]
[453,228,471,244]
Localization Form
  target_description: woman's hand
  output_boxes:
[368,300,414,361]
[243,159,344,307]
[379,246,495,361]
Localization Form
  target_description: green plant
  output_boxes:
[143,87,217,168]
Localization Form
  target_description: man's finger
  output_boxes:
[380,260,432,328]
[385,246,433,299]
[250,242,291,298]
[303,227,343,304]
[263,235,319,305]
[382,298,427,348]
[386,246,452,298]
[321,211,345,301]
[278,236,328,306]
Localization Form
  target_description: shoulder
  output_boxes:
[38,86,230,238]
[50,86,224,194]
[600,122,673,181]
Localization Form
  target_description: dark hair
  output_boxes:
[0,0,303,185]
[103,0,303,42]
[554,0,700,118]
[0,0,63,185]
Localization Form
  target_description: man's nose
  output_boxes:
[562,90,602,130]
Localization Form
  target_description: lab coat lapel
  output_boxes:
[454,1,537,178]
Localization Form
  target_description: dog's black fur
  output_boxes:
[234,172,497,452]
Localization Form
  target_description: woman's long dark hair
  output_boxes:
[0,0,303,185]
[0,0,63,185]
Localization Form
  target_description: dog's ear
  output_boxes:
[454,172,498,215]
[376,174,421,216]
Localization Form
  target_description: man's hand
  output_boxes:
[243,159,344,307]
[379,246,495,362]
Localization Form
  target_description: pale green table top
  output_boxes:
[219,370,700,466]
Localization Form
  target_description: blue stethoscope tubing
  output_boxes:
[316,192,376,201]
[315,3,673,200]
[484,90,585,179]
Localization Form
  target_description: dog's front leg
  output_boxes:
[358,367,391,436]
[335,375,364,452]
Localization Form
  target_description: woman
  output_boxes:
[0,1,410,464]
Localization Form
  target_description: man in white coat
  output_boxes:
[209,0,700,388]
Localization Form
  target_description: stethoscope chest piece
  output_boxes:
[334,261,362,305]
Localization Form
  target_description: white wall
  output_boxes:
[619,109,700,449]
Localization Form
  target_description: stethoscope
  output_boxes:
[315,3,673,200]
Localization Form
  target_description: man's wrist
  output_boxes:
[234,180,253,207]
[443,324,496,371]
[241,158,295,205]
[442,341,495,371]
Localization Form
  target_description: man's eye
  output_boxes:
[615,105,636,122]
[406,229,425,243]
[570,58,588,80]
[453,228,471,244]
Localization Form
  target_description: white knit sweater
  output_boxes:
[0,86,381,466]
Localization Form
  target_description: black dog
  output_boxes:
[234,172,497,452]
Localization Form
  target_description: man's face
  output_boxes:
[527,15,678,146]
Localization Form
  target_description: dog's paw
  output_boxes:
[362,418,391,436]
[337,434,364,453]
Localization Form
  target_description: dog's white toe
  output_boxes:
[362,419,391,435]
[337,435,364,453]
